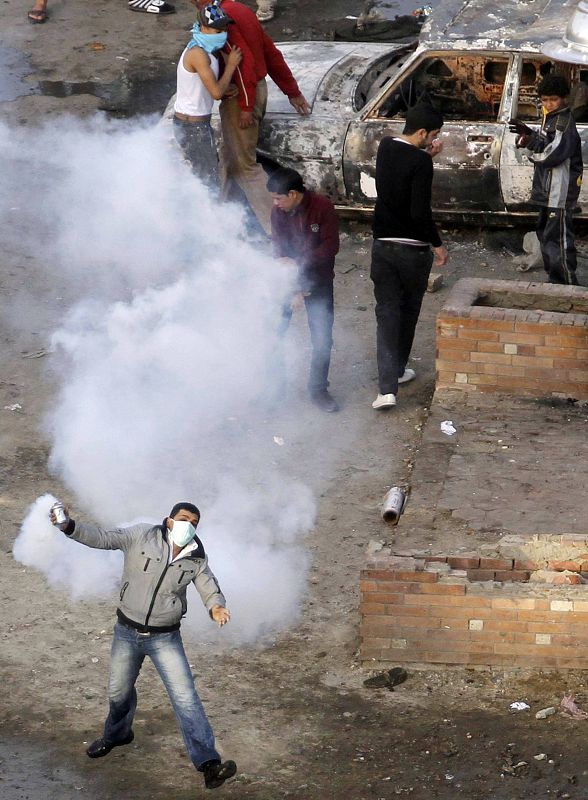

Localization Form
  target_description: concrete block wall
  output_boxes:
[360,553,588,670]
[436,278,588,398]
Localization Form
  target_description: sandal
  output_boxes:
[28,7,48,23]
[128,0,175,13]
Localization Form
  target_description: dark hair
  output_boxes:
[169,502,200,521]
[537,74,570,98]
[266,167,305,195]
[403,102,444,135]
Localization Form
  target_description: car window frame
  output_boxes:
[361,48,515,125]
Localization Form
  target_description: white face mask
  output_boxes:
[169,520,197,548]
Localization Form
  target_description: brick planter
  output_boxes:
[436,278,588,398]
[360,539,588,669]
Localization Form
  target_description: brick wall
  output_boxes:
[360,553,588,670]
[436,278,588,398]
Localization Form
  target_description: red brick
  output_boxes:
[438,348,475,362]
[476,341,505,354]
[424,556,449,563]
[404,594,489,608]
[545,334,588,347]
[373,581,416,594]
[471,351,513,365]
[535,345,577,358]
[481,363,526,377]
[484,619,529,633]
[474,319,515,332]
[498,332,544,345]
[359,580,377,592]
[362,593,405,605]
[448,557,480,569]
[479,558,514,570]
[418,583,466,595]
[365,569,410,580]
[547,560,582,572]
[457,328,500,342]
[359,602,386,614]
[514,321,549,334]
[494,570,530,582]
[514,559,539,571]
[391,616,442,629]
[383,604,429,616]
[511,354,554,368]
[552,573,582,585]
[467,569,496,581]
[389,571,438,583]
[492,598,536,610]
[437,338,477,352]
[436,360,480,373]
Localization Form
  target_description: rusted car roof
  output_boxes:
[422,0,577,52]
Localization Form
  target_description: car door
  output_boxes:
[342,50,511,214]
[501,54,588,216]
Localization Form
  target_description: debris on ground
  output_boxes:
[508,701,530,713]
[440,420,457,436]
[535,706,556,719]
[560,693,588,719]
[363,667,408,691]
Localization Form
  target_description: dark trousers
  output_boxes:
[536,207,578,285]
[173,118,219,189]
[280,281,334,394]
[370,239,433,395]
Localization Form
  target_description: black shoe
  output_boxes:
[86,730,134,758]
[310,389,339,413]
[202,759,237,789]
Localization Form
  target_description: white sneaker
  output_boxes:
[372,393,396,409]
[398,368,416,384]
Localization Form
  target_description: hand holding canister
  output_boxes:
[50,500,70,530]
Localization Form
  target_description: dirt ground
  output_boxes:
[3,2,588,799]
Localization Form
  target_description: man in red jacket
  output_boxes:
[268,167,339,413]
[197,0,310,236]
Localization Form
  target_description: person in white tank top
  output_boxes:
[173,1,242,188]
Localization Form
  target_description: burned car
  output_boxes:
[258,0,588,223]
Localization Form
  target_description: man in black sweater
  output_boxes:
[370,103,448,410]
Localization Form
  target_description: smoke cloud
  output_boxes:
[7,115,316,644]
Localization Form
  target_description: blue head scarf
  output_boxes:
[187,22,228,54]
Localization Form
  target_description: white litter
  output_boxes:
[273,436,284,446]
[509,701,530,712]
[440,420,457,436]
[4,403,22,411]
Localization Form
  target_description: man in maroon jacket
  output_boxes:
[268,167,339,413]
[197,0,309,236]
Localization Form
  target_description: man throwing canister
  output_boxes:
[50,500,236,791]
[370,103,448,411]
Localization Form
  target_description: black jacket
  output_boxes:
[524,106,583,209]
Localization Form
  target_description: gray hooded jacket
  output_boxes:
[65,520,226,631]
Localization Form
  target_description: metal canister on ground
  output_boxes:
[51,501,67,525]
[381,487,407,524]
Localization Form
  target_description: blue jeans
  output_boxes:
[279,281,334,394]
[103,622,219,769]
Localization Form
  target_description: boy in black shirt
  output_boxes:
[370,103,448,410]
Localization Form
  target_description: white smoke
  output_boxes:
[6,116,316,643]
[14,494,123,601]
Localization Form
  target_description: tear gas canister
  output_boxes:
[381,487,407,524]
[51,501,67,525]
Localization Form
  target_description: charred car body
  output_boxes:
[257,0,588,223]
